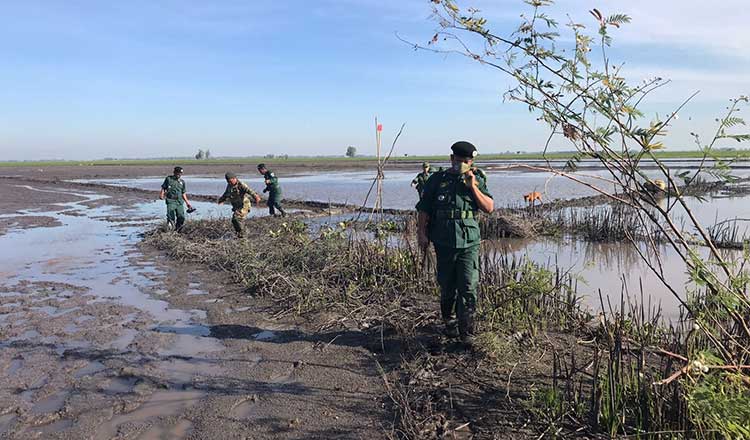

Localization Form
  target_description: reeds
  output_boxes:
[143,217,745,438]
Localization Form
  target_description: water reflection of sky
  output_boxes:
[486,237,727,321]
[62,171,750,323]
[75,164,750,211]
[70,171,617,210]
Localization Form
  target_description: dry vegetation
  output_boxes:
[141,215,748,438]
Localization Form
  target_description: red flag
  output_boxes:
[377,124,383,132]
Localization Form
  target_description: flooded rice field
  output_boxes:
[72,160,750,210]
[76,169,750,319]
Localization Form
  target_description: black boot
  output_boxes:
[458,308,476,346]
[443,318,459,338]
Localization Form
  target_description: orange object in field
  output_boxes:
[523,191,543,205]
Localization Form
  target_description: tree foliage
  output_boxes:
[420,0,750,436]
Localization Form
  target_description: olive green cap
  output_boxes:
[225,172,237,180]
[422,162,430,168]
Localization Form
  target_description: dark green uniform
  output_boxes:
[416,168,492,338]
[161,175,186,231]
[262,170,286,216]
[218,180,259,237]
[411,170,432,199]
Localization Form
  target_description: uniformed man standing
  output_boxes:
[411,162,432,199]
[257,164,286,217]
[159,166,193,232]
[416,141,493,345]
[218,172,261,238]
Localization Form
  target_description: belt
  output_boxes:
[435,209,477,219]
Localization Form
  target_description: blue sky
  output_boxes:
[1,0,748,160]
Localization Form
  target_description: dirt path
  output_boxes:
[0,179,386,439]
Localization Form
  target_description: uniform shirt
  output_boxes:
[411,170,432,194]
[218,180,259,209]
[416,169,492,249]
[161,175,186,203]
[263,170,281,193]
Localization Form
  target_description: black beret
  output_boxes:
[173,166,183,174]
[451,141,478,158]
[257,163,266,169]
[225,172,237,180]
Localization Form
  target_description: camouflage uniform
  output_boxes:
[416,166,492,340]
[412,169,432,199]
[262,169,286,217]
[161,174,186,231]
[218,180,259,237]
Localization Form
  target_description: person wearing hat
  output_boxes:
[159,166,193,232]
[257,164,286,217]
[415,141,493,345]
[411,162,433,199]
[218,172,261,238]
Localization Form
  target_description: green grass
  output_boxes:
[2,149,750,167]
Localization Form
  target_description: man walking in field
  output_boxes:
[411,162,433,199]
[218,172,261,238]
[257,163,286,217]
[416,142,494,345]
[159,166,193,232]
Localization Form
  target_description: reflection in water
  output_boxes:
[482,237,723,320]
[73,163,750,210]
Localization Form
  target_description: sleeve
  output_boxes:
[241,182,258,198]
[476,174,492,199]
[161,177,169,190]
[415,174,437,212]
[181,180,186,193]
[411,174,418,185]
[218,184,230,202]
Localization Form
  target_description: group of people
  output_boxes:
[159,163,286,237]
[160,141,493,347]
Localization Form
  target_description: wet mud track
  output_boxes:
[0,179,385,439]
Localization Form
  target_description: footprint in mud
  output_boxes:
[103,377,138,395]
[22,418,74,437]
[0,414,17,436]
[30,390,69,415]
[134,419,194,439]
[94,390,203,440]
[6,358,24,375]
[74,361,107,378]
[230,395,260,421]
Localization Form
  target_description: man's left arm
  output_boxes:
[244,183,261,204]
[181,182,192,208]
[466,171,493,213]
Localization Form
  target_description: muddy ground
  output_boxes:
[0,176,388,439]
